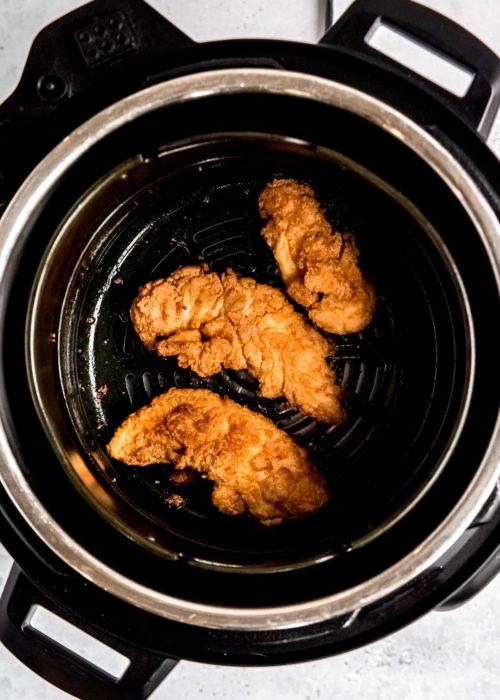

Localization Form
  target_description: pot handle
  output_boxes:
[0,0,193,117]
[0,564,178,700]
[320,0,500,139]
[0,0,194,214]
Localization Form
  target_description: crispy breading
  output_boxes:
[131,265,345,424]
[107,388,330,525]
[259,178,376,334]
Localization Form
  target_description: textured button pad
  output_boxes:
[74,11,137,68]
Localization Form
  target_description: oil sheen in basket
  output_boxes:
[66,137,447,555]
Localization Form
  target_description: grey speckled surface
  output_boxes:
[0,1,499,699]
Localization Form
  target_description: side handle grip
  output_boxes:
[0,0,194,118]
[0,564,177,700]
[321,0,500,138]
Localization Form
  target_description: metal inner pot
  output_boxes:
[0,69,499,630]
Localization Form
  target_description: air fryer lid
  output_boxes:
[0,70,499,630]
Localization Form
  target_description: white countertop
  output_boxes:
[0,1,499,698]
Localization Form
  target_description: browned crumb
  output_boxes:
[169,469,197,486]
[165,493,187,509]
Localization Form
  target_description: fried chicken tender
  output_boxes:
[107,388,330,525]
[259,179,376,334]
[131,265,345,424]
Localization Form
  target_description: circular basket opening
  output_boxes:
[30,131,470,572]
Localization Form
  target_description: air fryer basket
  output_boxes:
[27,90,475,581]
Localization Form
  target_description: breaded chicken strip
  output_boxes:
[259,179,376,334]
[107,388,329,525]
[131,265,345,424]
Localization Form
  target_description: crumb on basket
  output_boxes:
[165,493,186,509]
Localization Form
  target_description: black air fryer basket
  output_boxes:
[0,1,499,699]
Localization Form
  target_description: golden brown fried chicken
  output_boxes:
[107,388,329,525]
[259,178,376,334]
[131,265,345,424]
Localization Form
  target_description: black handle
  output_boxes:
[321,0,500,139]
[437,482,500,610]
[0,564,178,700]
[0,0,194,214]
[0,0,193,118]
[436,548,500,611]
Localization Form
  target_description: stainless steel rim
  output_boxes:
[0,68,499,630]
